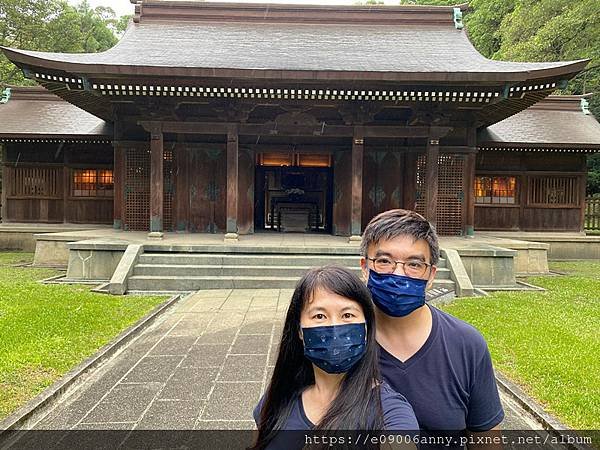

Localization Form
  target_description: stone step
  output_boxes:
[138,253,447,269]
[127,275,455,292]
[132,263,452,279]
[133,264,359,277]
[127,275,302,291]
[138,253,361,267]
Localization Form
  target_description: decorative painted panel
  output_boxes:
[332,150,351,236]
[362,150,403,226]
[188,147,226,233]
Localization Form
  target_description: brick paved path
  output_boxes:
[31,289,538,433]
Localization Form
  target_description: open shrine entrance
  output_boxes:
[254,152,333,233]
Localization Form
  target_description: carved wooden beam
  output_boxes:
[138,120,452,138]
[338,102,383,125]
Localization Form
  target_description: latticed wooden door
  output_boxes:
[415,153,465,235]
[124,146,174,231]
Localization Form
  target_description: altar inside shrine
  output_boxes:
[256,153,332,233]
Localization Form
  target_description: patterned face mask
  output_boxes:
[301,322,367,374]
[367,270,427,317]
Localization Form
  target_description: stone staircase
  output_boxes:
[126,250,455,295]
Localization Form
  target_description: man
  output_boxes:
[360,209,504,445]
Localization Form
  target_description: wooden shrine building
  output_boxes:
[2,1,600,238]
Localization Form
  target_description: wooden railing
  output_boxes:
[585,197,600,230]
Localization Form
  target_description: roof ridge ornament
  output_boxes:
[0,87,11,104]
[453,7,464,30]
[581,98,591,115]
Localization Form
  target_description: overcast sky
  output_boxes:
[67,0,401,18]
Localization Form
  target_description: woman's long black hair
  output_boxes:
[252,265,384,449]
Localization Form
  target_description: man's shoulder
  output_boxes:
[430,305,489,355]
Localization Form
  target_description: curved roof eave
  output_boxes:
[1,46,589,85]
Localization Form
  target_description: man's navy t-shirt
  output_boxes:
[379,305,504,432]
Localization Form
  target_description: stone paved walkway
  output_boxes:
[32,289,540,432]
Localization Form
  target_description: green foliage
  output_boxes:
[463,0,517,58]
[440,260,600,429]
[0,252,167,418]
[588,153,600,196]
[0,0,127,87]
[493,0,600,113]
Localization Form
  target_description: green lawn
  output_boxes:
[440,260,600,429]
[0,252,167,419]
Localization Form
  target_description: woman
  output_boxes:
[252,266,418,449]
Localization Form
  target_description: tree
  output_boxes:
[493,0,600,111]
[0,0,127,87]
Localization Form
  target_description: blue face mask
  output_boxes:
[302,322,367,374]
[367,270,427,317]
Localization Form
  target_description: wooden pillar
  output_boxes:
[225,124,239,241]
[519,173,528,231]
[464,128,477,236]
[63,166,69,224]
[425,137,440,228]
[149,124,164,237]
[464,153,476,236]
[350,128,364,240]
[113,145,125,230]
[113,120,125,230]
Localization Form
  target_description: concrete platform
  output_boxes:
[2,225,571,294]
[31,230,364,268]
[479,231,600,260]
[440,235,549,277]
[0,223,111,253]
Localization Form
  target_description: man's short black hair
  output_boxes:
[360,209,440,266]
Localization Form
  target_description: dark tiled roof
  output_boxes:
[0,2,587,82]
[0,86,111,138]
[480,96,600,148]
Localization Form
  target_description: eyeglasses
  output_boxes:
[367,256,431,278]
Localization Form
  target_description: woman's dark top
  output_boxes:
[253,382,419,449]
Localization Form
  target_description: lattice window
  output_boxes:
[124,147,174,231]
[258,152,331,168]
[9,167,60,198]
[528,176,579,206]
[415,153,464,236]
[297,154,331,168]
[72,168,114,197]
[258,152,293,166]
[475,176,517,204]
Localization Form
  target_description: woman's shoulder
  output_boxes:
[254,391,312,431]
[379,382,420,431]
